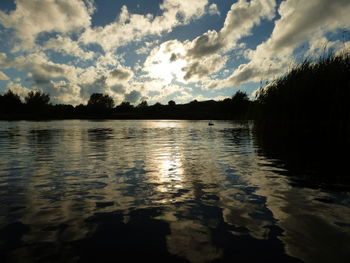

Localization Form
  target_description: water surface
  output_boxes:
[0,120,349,262]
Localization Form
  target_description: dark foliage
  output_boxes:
[87,93,115,114]
[137,100,148,108]
[1,52,349,124]
[115,102,134,112]
[25,91,50,112]
[252,52,350,184]
[252,52,350,148]
[0,90,23,113]
[255,52,350,122]
[168,100,176,106]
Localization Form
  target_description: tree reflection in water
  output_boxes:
[0,120,349,262]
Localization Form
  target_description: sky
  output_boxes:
[0,0,349,106]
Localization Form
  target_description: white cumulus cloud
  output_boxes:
[80,0,211,52]
[43,36,95,60]
[144,0,276,85]
[215,0,350,88]
[0,0,92,49]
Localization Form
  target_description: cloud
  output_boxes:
[159,0,209,23]
[0,52,23,68]
[304,36,342,59]
[187,30,224,59]
[0,0,216,104]
[187,0,276,58]
[215,0,350,88]
[0,52,74,81]
[0,51,86,103]
[83,0,96,15]
[106,66,134,96]
[144,40,187,84]
[1,50,137,105]
[110,84,126,94]
[208,4,220,16]
[43,36,95,60]
[124,90,142,103]
[47,80,82,105]
[95,52,123,70]
[0,71,9,80]
[109,67,133,82]
[135,40,160,55]
[80,0,210,52]
[261,0,350,57]
[146,84,198,104]
[22,54,81,90]
[182,54,227,81]
[1,0,349,105]
[80,76,109,100]
[80,5,153,52]
[1,46,132,104]
[144,38,229,84]
[0,0,92,49]
[144,0,277,86]
[228,60,282,85]
[77,64,137,104]
[6,81,30,99]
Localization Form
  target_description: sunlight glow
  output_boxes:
[145,42,187,85]
[145,120,183,129]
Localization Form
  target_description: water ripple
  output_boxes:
[0,120,349,262]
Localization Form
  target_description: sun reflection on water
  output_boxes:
[157,157,183,187]
[145,147,185,203]
[1,120,350,263]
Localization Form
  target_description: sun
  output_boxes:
[144,41,188,85]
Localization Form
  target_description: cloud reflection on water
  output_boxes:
[0,120,349,262]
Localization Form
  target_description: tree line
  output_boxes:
[0,89,252,120]
[2,51,349,184]
[1,51,349,123]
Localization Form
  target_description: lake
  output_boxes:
[0,120,349,262]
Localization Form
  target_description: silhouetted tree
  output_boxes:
[52,104,74,117]
[150,102,163,114]
[137,100,148,108]
[75,104,87,114]
[229,91,251,119]
[25,91,50,112]
[168,100,176,106]
[116,101,134,112]
[232,91,249,102]
[87,93,114,113]
[0,90,23,113]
